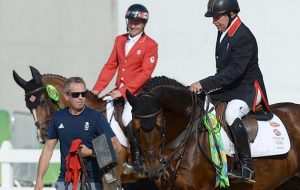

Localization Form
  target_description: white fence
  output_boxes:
[0,141,60,190]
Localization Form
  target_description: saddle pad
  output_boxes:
[104,96,128,147]
[221,114,290,157]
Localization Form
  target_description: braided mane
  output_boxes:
[141,76,186,93]
[42,74,96,94]
[43,74,67,80]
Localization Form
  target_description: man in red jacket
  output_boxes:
[92,4,158,173]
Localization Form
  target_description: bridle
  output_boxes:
[25,86,60,130]
[132,92,203,188]
[132,108,166,161]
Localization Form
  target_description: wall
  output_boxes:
[118,0,300,104]
[0,0,299,115]
[0,0,117,113]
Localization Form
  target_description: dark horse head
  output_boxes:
[126,76,204,184]
[13,66,105,144]
[126,76,300,190]
[13,66,67,143]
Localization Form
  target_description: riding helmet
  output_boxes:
[125,4,149,23]
[205,0,240,17]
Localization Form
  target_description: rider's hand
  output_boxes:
[91,90,100,96]
[110,90,122,99]
[189,81,202,93]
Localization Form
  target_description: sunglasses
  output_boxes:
[68,91,87,98]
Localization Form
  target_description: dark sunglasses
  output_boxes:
[68,91,87,98]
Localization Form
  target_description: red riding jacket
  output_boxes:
[93,33,158,98]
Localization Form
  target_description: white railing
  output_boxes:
[0,141,60,190]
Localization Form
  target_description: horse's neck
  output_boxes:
[42,75,106,112]
[85,93,107,113]
[160,88,192,141]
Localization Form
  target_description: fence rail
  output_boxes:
[0,140,60,190]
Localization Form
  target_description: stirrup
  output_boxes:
[241,166,256,184]
[229,166,256,183]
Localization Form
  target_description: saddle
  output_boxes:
[113,97,127,135]
[215,101,273,143]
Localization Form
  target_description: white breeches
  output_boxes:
[104,97,132,147]
[226,90,262,126]
[225,100,251,126]
[204,90,262,126]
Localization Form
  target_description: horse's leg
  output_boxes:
[115,145,127,175]
[101,146,127,190]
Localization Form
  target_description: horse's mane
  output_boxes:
[141,76,187,93]
[42,74,67,80]
[42,74,96,95]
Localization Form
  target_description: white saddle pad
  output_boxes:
[103,96,128,147]
[221,114,290,157]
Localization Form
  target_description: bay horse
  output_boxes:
[12,66,147,186]
[126,76,300,190]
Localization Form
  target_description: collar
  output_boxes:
[128,32,143,42]
[68,106,86,115]
[227,16,241,37]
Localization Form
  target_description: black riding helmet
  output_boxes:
[205,0,240,17]
[125,4,149,23]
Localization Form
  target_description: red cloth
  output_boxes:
[65,139,82,190]
[253,80,271,112]
[93,33,158,98]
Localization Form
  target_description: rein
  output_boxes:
[196,91,225,172]
[78,150,92,190]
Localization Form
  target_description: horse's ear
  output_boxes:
[30,66,43,85]
[13,70,27,89]
[126,89,137,107]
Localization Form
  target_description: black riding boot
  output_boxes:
[228,118,256,183]
[126,122,144,174]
